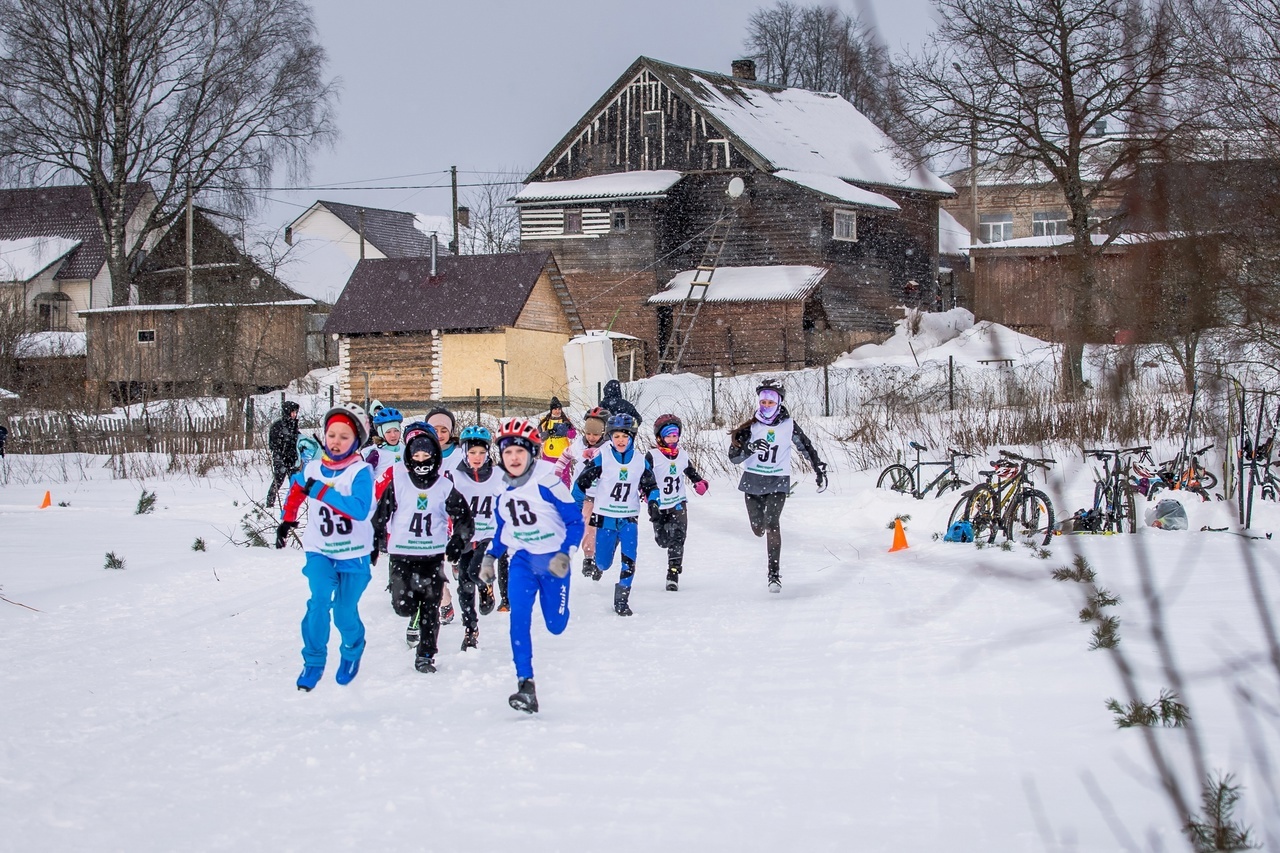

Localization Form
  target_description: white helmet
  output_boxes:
[323,402,370,448]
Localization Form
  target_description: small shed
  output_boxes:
[80,300,312,401]
[323,251,582,412]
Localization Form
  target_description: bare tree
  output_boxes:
[459,172,522,255]
[0,0,338,307]
[894,0,1198,393]
[743,1,897,128]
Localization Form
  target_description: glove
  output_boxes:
[648,501,661,524]
[552,423,570,438]
[693,480,708,496]
[815,462,828,493]
[274,521,297,549]
[478,553,497,584]
[548,552,571,578]
[731,426,751,449]
[446,535,467,563]
[370,546,380,566]
[749,438,770,452]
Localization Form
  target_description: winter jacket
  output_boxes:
[727,405,822,495]
[599,379,642,425]
[268,406,301,473]
[538,413,576,460]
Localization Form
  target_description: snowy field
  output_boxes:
[2,447,1278,852]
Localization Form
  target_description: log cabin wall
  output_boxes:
[339,332,437,405]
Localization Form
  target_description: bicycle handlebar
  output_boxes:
[1194,443,1213,455]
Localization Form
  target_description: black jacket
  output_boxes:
[268,415,300,471]
[599,379,642,424]
[371,473,475,549]
[727,406,823,495]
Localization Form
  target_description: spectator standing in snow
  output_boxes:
[266,401,301,505]
[728,380,827,594]
[538,396,576,481]
[0,423,7,458]
[599,379,641,426]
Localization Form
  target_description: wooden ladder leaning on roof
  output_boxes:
[657,211,734,374]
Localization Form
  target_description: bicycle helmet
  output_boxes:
[496,417,541,454]
[295,434,321,465]
[372,406,403,438]
[459,424,493,450]
[606,412,638,437]
[653,413,683,440]
[322,402,369,450]
[756,379,785,400]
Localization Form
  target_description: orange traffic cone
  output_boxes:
[888,518,908,552]
[39,490,51,509]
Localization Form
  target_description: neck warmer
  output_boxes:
[321,446,361,469]
[755,405,781,425]
[503,465,537,489]
[658,443,680,459]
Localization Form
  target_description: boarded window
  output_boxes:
[833,209,857,242]
[137,330,156,343]
[564,210,583,234]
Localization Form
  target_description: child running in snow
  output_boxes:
[572,412,656,616]
[426,407,461,625]
[477,418,583,714]
[728,380,827,593]
[276,403,378,691]
[364,407,405,480]
[555,406,610,577]
[445,424,507,650]
[371,422,473,674]
[645,414,708,592]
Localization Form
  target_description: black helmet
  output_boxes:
[653,413,683,439]
[756,379,785,401]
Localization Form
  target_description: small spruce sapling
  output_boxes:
[192,537,207,552]
[885,514,911,530]
[1184,774,1258,852]
[104,551,126,570]
[1105,689,1189,728]
[135,489,157,515]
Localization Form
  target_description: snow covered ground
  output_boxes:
[2,448,1277,851]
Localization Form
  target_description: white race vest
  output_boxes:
[386,463,456,556]
[300,459,375,558]
[649,447,690,509]
[593,447,642,518]
[495,472,572,555]
[447,461,505,542]
[742,419,795,477]
[567,436,607,498]
[367,443,402,479]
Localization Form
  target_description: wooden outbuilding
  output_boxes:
[323,251,582,412]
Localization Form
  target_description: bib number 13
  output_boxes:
[506,499,538,527]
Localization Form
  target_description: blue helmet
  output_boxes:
[606,412,638,437]
[372,406,403,438]
[458,424,492,448]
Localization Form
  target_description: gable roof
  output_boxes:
[648,265,828,304]
[515,170,684,205]
[0,236,82,282]
[324,251,557,334]
[302,200,439,259]
[529,57,952,198]
[0,184,153,280]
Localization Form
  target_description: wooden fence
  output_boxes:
[4,413,255,456]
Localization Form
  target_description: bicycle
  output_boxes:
[949,450,1056,545]
[1134,443,1215,501]
[1081,446,1149,534]
[946,458,1016,543]
[876,441,972,499]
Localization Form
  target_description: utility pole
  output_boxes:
[494,358,508,417]
[358,208,366,260]
[969,119,979,248]
[185,193,194,303]
[451,165,460,254]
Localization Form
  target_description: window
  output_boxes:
[979,213,1014,243]
[611,209,628,232]
[1033,211,1070,237]
[833,209,857,242]
[564,210,582,234]
[33,292,71,331]
[137,329,156,343]
[643,110,662,137]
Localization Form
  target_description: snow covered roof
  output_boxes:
[15,331,86,358]
[570,329,641,343]
[972,232,1183,251]
[515,171,684,205]
[648,265,827,304]
[647,59,953,196]
[79,299,314,315]
[774,171,899,211]
[0,385,17,400]
[0,236,82,282]
[939,209,971,256]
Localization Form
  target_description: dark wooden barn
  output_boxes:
[516,56,955,375]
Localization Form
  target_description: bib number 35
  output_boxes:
[317,505,353,537]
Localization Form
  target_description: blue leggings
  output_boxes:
[507,550,571,680]
[301,552,372,667]
[594,516,638,586]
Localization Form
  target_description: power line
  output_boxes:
[236,179,523,192]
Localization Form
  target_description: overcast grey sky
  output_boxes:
[260,0,939,230]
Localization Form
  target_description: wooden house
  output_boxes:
[323,251,582,411]
[516,56,955,375]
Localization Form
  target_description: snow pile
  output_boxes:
[939,208,971,256]
[0,386,17,400]
[14,331,86,359]
[837,307,977,365]
[0,236,81,282]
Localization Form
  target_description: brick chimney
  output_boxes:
[731,59,756,81]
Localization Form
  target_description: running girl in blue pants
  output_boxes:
[480,417,583,714]
[276,402,377,691]
[572,412,656,617]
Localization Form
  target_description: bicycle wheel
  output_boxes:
[1119,484,1137,534]
[935,477,967,498]
[1200,470,1219,490]
[1005,488,1055,546]
[1263,480,1278,502]
[1147,480,1166,501]
[877,464,915,495]
[1092,482,1108,532]
[948,484,1000,543]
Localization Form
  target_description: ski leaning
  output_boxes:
[728,380,827,593]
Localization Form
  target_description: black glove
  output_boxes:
[370,547,380,566]
[274,521,297,549]
[552,423,569,437]
[815,462,828,493]
[731,425,752,449]
[648,501,661,524]
[749,438,770,453]
[446,535,467,563]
